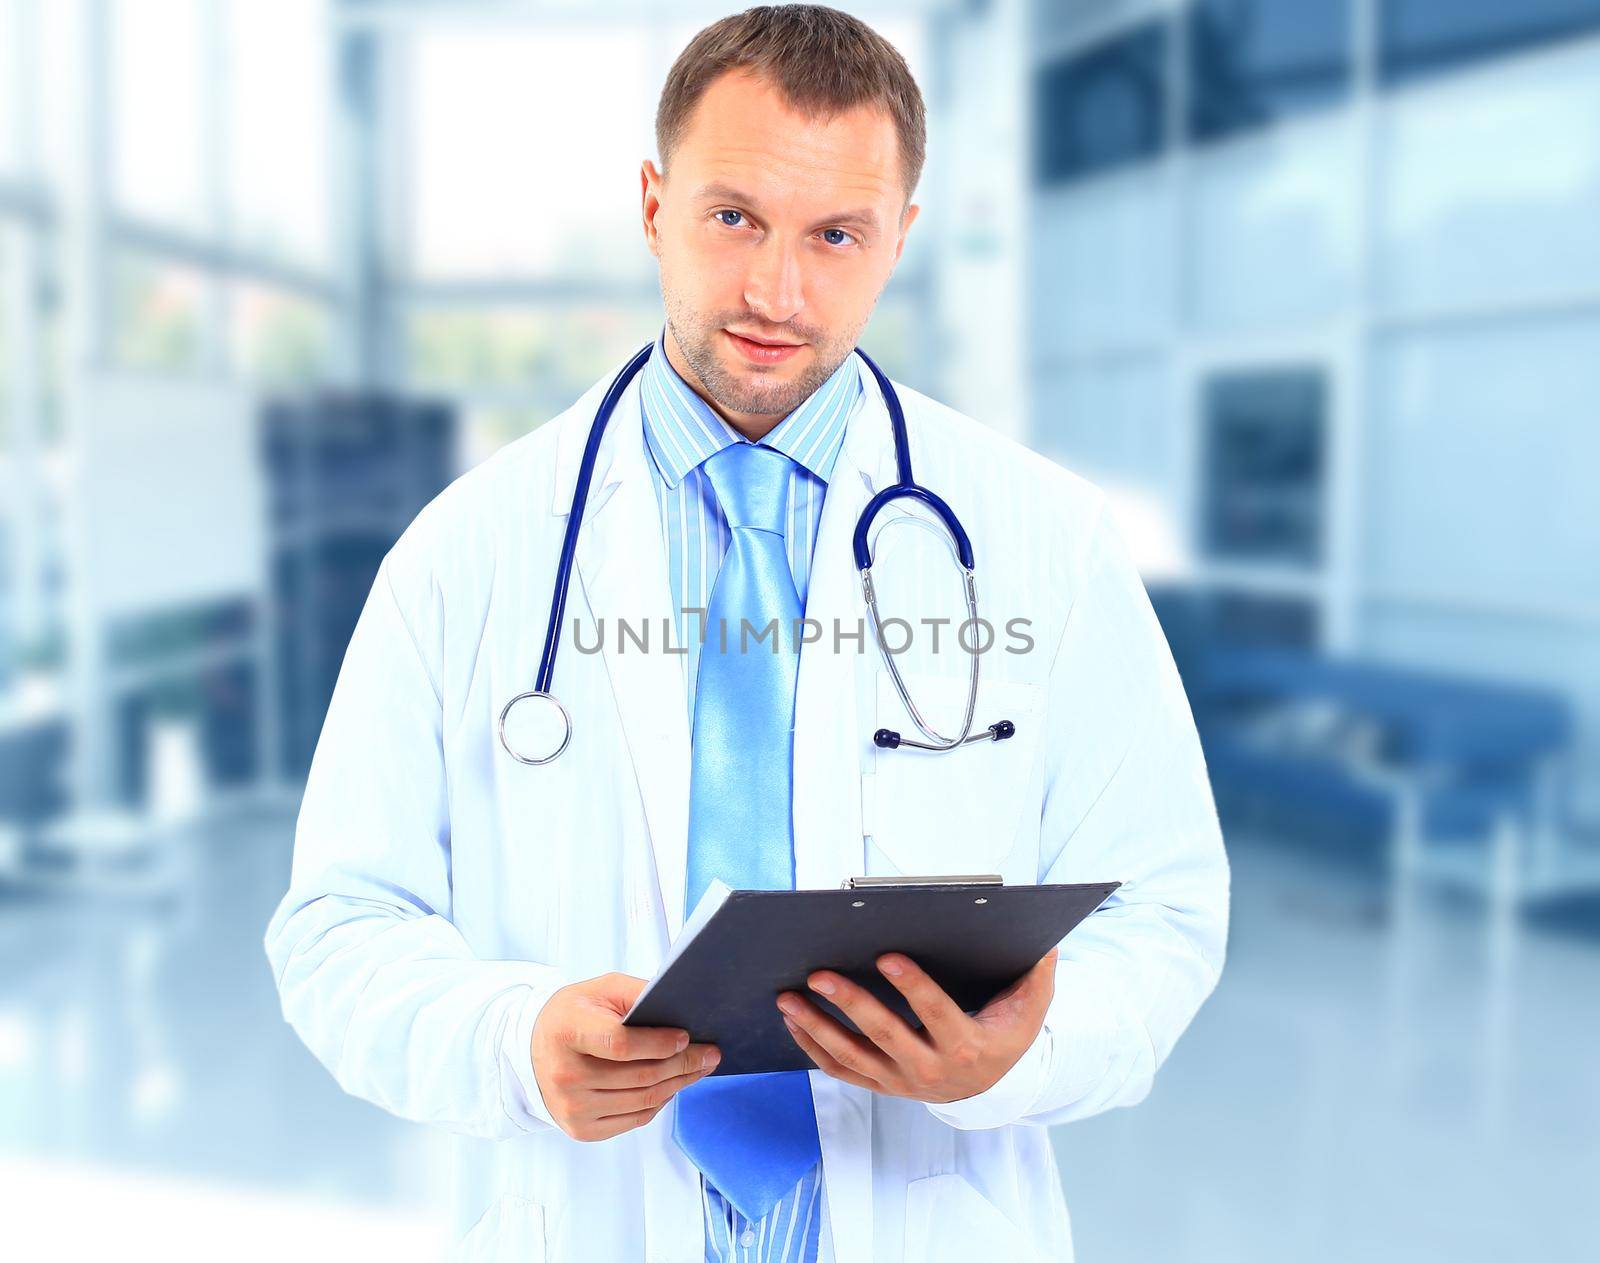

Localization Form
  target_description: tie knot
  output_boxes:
[702,442,794,535]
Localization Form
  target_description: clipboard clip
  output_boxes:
[842,874,1005,889]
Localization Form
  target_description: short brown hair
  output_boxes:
[655,5,927,208]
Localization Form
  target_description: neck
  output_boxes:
[663,325,783,443]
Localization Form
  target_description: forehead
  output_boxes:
[671,70,904,214]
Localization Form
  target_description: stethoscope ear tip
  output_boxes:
[872,719,1016,752]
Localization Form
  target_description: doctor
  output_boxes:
[265,6,1228,1262]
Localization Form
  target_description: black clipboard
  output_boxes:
[622,875,1121,1076]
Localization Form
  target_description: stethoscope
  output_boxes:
[498,340,1017,766]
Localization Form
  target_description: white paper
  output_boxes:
[623,879,733,1018]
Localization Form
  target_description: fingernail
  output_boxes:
[809,976,835,995]
[701,1051,720,1071]
[676,1032,689,1051]
[879,956,903,976]
[777,994,799,1015]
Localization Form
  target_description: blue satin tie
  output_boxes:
[672,440,821,1224]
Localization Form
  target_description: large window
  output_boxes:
[1188,0,1351,143]
[230,281,335,385]
[2,0,339,723]
[1382,0,1600,85]
[0,221,68,672]
[109,0,330,261]
[0,0,20,174]
[1201,368,1327,568]
[111,0,209,231]
[110,250,212,373]
[1039,0,1600,182]
[406,26,655,282]
[407,305,660,391]
[106,0,338,380]
[225,0,332,266]
[1033,22,1168,186]
[407,303,657,468]
[0,226,13,454]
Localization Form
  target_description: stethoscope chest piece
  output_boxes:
[498,690,572,766]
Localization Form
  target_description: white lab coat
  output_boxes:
[264,350,1230,1263]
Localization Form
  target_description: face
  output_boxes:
[641,70,920,436]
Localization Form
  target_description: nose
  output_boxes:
[742,237,805,325]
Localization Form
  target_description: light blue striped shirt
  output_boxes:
[639,326,864,721]
[639,325,862,1263]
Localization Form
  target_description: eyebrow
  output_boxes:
[691,181,883,234]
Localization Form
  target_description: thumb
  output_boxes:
[1016,946,1061,1004]
[588,971,649,1014]
[976,948,1058,1028]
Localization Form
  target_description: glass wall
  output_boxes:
[0,0,340,698]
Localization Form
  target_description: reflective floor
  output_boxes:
[1054,834,1600,1261]
[1,803,1595,1259]
[0,803,450,1259]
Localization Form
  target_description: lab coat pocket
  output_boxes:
[903,1173,1043,1263]
[868,671,1046,876]
[449,1193,547,1263]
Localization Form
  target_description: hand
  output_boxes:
[531,972,721,1141]
[775,949,1058,1104]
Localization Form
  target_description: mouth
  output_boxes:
[724,329,805,365]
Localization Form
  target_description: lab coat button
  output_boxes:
[740,1228,756,1247]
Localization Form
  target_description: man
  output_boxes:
[264,7,1229,1262]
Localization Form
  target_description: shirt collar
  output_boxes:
[639,325,861,490]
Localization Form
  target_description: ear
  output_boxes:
[641,159,666,256]
[892,202,921,267]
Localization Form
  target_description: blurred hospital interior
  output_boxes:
[1,0,1598,1258]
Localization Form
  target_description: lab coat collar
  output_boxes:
[550,357,642,519]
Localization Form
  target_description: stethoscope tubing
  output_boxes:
[503,338,1011,764]
[535,341,656,697]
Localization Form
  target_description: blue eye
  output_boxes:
[821,228,851,247]
[715,210,744,227]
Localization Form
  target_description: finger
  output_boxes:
[578,1102,666,1142]
[782,1015,879,1092]
[568,1008,690,1061]
[588,1065,714,1118]
[778,992,896,1083]
[577,1043,721,1089]
[804,971,936,1073]
[875,954,973,1046]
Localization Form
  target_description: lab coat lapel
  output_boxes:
[556,365,693,939]
[793,358,899,1263]
[791,361,896,890]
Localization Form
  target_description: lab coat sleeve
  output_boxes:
[263,554,568,1140]
[926,498,1230,1131]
